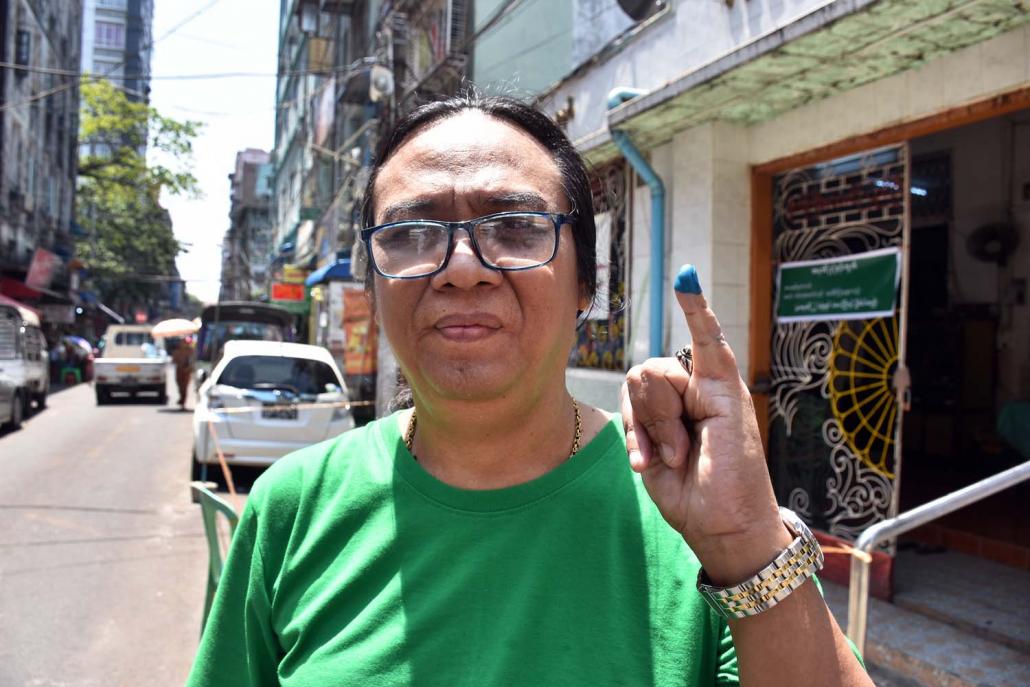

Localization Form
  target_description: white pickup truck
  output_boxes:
[94,324,168,405]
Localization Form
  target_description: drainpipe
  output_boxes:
[607,88,665,357]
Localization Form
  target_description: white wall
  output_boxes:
[539,0,836,144]
[563,20,1028,410]
[748,24,1030,165]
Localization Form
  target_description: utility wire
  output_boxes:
[0,61,360,81]
[0,0,224,113]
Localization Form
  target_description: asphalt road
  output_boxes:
[0,370,233,686]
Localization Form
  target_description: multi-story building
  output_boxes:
[220,148,273,302]
[267,1,391,418]
[0,0,83,319]
[80,0,152,100]
[79,0,153,160]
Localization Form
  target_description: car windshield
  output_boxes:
[199,321,286,362]
[115,331,154,346]
[217,355,338,396]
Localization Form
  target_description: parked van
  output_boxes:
[0,304,49,428]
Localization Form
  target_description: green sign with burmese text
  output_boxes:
[775,247,901,323]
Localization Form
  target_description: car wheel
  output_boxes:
[157,388,168,405]
[96,388,109,405]
[5,392,24,429]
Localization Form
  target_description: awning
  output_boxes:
[578,0,1029,165]
[96,302,125,323]
[305,258,352,286]
[0,277,76,304]
[78,291,126,323]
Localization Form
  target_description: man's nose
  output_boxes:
[430,229,502,290]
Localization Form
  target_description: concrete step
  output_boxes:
[822,580,1030,687]
[893,548,1030,654]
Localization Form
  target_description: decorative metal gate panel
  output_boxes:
[768,145,910,544]
[571,160,628,370]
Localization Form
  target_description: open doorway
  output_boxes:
[900,110,1030,571]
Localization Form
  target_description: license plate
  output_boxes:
[116,365,140,373]
[261,405,298,420]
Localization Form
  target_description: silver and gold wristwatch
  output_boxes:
[696,507,823,620]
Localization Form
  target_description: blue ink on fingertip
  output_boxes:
[674,264,702,294]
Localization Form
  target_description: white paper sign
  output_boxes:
[592,212,611,321]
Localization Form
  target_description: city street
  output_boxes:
[0,1,1026,685]
[0,371,214,686]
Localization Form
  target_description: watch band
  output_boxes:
[696,507,823,620]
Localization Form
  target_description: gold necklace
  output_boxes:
[404,398,583,459]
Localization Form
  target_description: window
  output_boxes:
[199,321,284,362]
[14,30,30,69]
[114,331,154,346]
[218,355,339,396]
[95,21,125,49]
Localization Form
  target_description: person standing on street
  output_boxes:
[172,337,195,410]
[187,93,870,686]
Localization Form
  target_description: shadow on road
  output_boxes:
[46,382,89,397]
[196,465,265,495]
[96,396,168,406]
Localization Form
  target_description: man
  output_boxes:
[172,337,195,409]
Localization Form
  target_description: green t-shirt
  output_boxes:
[187,413,739,686]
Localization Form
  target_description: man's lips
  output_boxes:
[433,313,502,341]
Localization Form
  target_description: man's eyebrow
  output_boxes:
[486,191,549,210]
[379,199,437,223]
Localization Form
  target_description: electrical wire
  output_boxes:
[0,0,225,113]
[0,61,368,82]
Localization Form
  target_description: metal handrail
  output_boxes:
[846,460,1030,654]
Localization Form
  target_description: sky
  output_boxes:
[148,0,280,304]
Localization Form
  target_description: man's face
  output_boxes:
[371,110,583,404]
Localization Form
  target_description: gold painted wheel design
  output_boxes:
[828,317,898,478]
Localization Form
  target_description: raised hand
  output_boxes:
[622,265,791,585]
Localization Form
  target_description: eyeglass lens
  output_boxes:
[370,214,557,277]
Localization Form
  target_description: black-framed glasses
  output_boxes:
[360,211,577,280]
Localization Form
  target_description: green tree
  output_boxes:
[76,78,203,309]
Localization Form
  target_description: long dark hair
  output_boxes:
[360,91,597,300]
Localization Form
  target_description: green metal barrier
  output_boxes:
[189,481,239,635]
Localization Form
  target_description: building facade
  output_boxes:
[80,0,153,101]
[0,0,83,318]
[471,0,1030,589]
[221,149,273,302]
[79,0,153,162]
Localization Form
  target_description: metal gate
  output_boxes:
[767,145,911,544]
[570,160,628,370]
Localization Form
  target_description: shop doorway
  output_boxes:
[764,146,909,576]
[899,110,1030,570]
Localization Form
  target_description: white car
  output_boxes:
[191,340,354,481]
[0,304,49,424]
